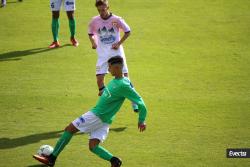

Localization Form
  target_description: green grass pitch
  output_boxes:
[0,0,250,166]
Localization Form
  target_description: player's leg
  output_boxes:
[89,126,122,167]
[96,74,106,96]
[96,59,109,96]
[1,0,6,7]
[64,0,78,46]
[89,139,113,161]
[51,11,60,42]
[66,11,79,46]
[33,123,78,166]
[51,123,78,157]
[51,111,109,160]
[49,0,61,48]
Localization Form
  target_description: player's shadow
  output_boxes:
[0,45,70,62]
[27,165,47,167]
[110,127,127,132]
[0,127,127,150]
[3,0,24,4]
[0,130,64,150]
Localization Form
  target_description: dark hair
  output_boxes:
[108,56,124,65]
[95,0,108,7]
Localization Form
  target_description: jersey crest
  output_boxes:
[103,87,112,98]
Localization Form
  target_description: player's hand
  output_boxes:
[138,122,146,132]
[111,42,121,50]
[92,43,97,49]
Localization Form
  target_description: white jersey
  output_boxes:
[88,14,131,74]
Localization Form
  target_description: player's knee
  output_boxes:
[89,144,98,152]
[89,139,100,151]
[52,11,60,19]
[64,123,78,134]
[89,145,96,152]
[124,73,128,77]
[67,11,74,19]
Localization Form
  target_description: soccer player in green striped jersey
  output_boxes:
[33,56,147,167]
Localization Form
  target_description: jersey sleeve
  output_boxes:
[121,82,147,123]
[117,17,131,33]
[88,19,95,35]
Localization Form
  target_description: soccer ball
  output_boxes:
[37,145,54,157]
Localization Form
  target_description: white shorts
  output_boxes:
[72,111,109,142]
[96,55,129,75]
[50,0,75,11]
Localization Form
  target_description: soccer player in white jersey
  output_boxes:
[49,0,79,48]
[33,56,147,167]
[88,0,139,111]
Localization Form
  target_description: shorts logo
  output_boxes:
[51,2,54,8]
[66,1,74,5]
[103,87,111,98]
[79,116,85,123]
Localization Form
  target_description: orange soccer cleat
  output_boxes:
[33,154,55,167]
[70,37,79,47]
[48,41,60,49]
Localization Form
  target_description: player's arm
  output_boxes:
[112,17,131,50]
[88,34,97,49]
[112,31,130,50]
[121,83,147,132]
[88,20,97,49]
